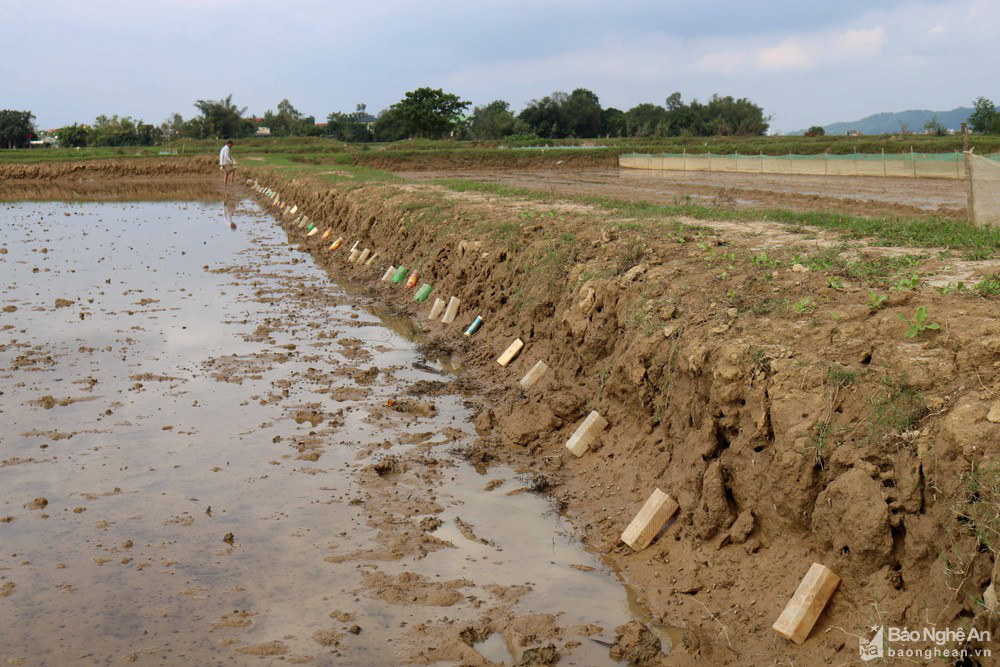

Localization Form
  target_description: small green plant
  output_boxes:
[793,297,815,314]
[975,274,1000,296]
[868,374,924,441]
[891,273,921,291]
[797,421,831,468]
[751,251,780,269]
[897,306,940,338]
[827,276,844,290]
[829,310,844,321]
[826,366,858,388]
[867,290,888,312]
[955,462,1000,553]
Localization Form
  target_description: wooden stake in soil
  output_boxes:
[564,411,608,457]
[620,488,678,551]
[364,252,379,267]
[358,248,371,264]
[497,339,524,366]
[428,298,446,320]
[441,297,461,324]
[772,562,840,645]
[348,248,360,263]
[519,360,549,389]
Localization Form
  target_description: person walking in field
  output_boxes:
[219,140,236,185]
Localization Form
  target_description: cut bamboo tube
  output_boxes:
[428,297,446,320]
[772,563,841,645]
[519,361,549,389]
[289,205,297,214]
[565,411,608,457]
[364,252,379,266]
[497,338,524,366]
[381,266,396,282]
[441,297,460,324]
[358,248,371,264]
[307,227,319,237]
[620,488,678,551]
[348,248,360,263]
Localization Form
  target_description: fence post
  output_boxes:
[956,150,960,178]
[911,146,916,177]
[683,148,686,172]
[760,150,764,174]
[882,148,886,177]
[789,151,792,176]
[708,152,711,172]
[824,150,828,176]
[854,147,858,176]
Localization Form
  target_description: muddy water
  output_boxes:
[1,195,670,665]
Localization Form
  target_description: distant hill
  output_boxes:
[791,107,972,135]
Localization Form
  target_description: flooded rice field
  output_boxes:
[0,191,670,665]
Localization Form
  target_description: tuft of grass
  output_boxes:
[868,374,924,441]
[955,462,1000,554]
[827,366,859,388]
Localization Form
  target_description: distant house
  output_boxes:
[255,126,272,137]
[29,136,58,148]
[355,113,376,131]
[845,130,864,137]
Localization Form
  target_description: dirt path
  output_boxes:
[0,193,668,665]
[394,168,968,220]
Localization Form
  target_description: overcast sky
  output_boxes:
[2,0,995,133]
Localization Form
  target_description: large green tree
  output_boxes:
[326,104,375,142]
[391,87,469,139]
[519,92,567,138]
[373,107,407,142]
[57,123,90,147]
[193,95,252,139]
[262,98,320,136]
[969,97,1000,134]
[0,109,35,148]
[469,100,525,139]
[87,115,158,146]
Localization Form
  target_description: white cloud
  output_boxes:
[758,38,814,71]
[833,27,887,56]
[929,20,945,34]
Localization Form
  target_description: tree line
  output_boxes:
[1,87,773,148]
[7,91,1000,149]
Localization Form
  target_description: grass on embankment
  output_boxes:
[433,178,1000,254]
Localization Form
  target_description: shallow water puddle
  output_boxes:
[1,195,669,665]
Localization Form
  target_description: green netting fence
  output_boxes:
[620,151,1000,180]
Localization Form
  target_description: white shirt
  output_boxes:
[219,144,234,166]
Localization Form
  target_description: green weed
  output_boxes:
[867,290,889,312]
[897,306,940,338]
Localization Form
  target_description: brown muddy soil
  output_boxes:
[243,168,1000,665]
[1,189,676,666]
[394,167,968,220]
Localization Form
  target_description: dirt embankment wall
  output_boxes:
[245,167,1000,663]
[0,156,216,181]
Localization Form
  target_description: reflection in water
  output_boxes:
[223,194,237,230]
